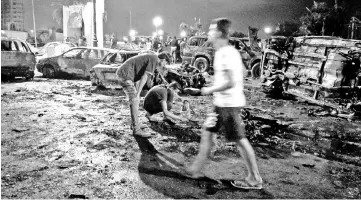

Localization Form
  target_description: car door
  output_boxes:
[57,48,85,75]
[82,49,110,77]
[232,39,251,67]
[183,37,205,63]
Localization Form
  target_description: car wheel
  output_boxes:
[43,65,56,78]
[25,72,34,80]
[194,57,209,73]
[251,62,261,79]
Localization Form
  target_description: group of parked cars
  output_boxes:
[1,35,263,85]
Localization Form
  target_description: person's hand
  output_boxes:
[180,117,189,122]
[204,113,218,128]
[201,87,212,95]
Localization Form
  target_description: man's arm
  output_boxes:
[202,69,234,94]
[161,101,188,121]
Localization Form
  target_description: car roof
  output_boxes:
[67,47,117,52]
[1,37,27,43]
[116,50,140,54]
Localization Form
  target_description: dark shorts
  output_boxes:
[143,100,172,115]
[205,106,246,142]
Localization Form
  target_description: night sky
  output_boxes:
[24,0,314,38]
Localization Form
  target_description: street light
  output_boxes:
[153,16,163,34]
[129,29,137,37]
[264,27,272,34]
[157,29,164,36]
[180,30,187,38]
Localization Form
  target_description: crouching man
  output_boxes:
[143,83,189,125]
[116,53,167,138]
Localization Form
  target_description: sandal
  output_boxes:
[230,179,263,190]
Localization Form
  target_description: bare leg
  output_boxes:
[187,128,215,176]
[135,73,149,99]
[236,138,263,185]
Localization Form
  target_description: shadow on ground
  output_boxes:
[134,136,275,199]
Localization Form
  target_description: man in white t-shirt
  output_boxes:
[186,18,263,190]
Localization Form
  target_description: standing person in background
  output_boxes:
[170,36,178,63]
[180,38,187,62]
[186,18,263,190]
[110,33,118,49]
[146,38,152,50]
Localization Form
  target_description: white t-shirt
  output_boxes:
[213,45,246,107]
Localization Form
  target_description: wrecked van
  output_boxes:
[1,37,36,80]
[261,36,361,102]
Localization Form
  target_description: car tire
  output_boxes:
[194,57,209,73]
[43,65,56,78]
[251,62,261,79]
[25,71,35,80]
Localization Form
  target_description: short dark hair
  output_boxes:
[210,18,232,39]
[168,82,182,90]
[157,52,171,64]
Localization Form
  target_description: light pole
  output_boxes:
[31,0,37,48]
[153,16,163,37]
[92,0,98,47]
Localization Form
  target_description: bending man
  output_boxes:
[116,53,167,138]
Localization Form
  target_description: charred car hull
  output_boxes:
[1,38,36,80]
[261,36,361,101]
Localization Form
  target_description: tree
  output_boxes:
[273,21,301,37]
[179,18,205,37]
[298,0,361,37]
[299,1,330,36]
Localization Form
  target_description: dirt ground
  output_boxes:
[1,73,361,199]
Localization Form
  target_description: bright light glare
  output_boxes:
[180,31,187,37]
[153,16,163,27]
[264,27,272,34]
[129,29,137,36]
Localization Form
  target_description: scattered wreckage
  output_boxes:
[153,62,207,95]
[261,36,361,119]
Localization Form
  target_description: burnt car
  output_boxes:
[1,37,36,80]
[261,36,361,101]
[182,35,262,75]
[90,50,172,88]
[90,50,140,88]
[36,47,115,79]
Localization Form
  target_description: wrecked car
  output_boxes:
[36,47,115,79]
[89,49,140,88]
[90,51,172,88]
[261,36,361,104]
[182,35,262,75]
[1,37,36,80]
